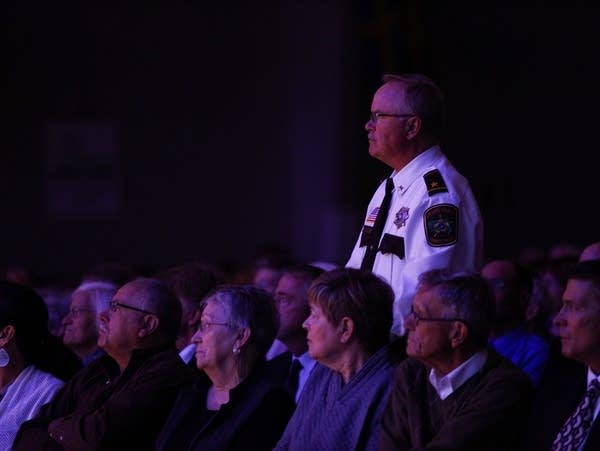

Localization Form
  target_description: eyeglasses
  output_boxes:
[406,306,464,326]
[197,321,232,333]
[67,307,96,317]
[369,112,414,123]
[109,300,155,315]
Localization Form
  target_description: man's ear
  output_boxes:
[405,116,422,140]
[339,317,355,344]
[449,321,468,348]
[0,325,15,347]
[138,315,160,338]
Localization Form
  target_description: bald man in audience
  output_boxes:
[580,242,600,262]
[14,278,196,450]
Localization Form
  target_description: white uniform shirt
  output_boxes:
[347,146,483,335]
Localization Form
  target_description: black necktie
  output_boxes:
[361,177,394,272]
[285,358,303,400]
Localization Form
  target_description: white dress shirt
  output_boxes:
[428,350,488,400]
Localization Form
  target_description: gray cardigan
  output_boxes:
[274,345,396,451]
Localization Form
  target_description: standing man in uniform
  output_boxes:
[347,73,483,335]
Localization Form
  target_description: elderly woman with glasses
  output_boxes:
[0,282,81,449]
[155,285,295,451]
[274,268,398,451]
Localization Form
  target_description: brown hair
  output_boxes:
[308,268,393,353]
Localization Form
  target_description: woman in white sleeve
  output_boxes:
[0,281,81,449]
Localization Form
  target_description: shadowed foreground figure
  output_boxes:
[14,277,195,450]
[380,269,532,451]
[482,259,549,385]
[156,261,224,359]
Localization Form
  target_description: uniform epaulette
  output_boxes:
[423,169,448,196]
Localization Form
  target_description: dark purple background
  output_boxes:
[3,4,599,282]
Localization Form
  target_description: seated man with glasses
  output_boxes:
[379,269,532,451]
[14,277,196,450]
[61,281,118,366]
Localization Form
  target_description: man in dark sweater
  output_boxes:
[380,269,532,450]
[14,277,196,450]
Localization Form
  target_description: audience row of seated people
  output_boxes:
[1,241,599,449]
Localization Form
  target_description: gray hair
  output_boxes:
[381,73,445,140]
[72,281,118,312]
[202,285,278,373]
[417,269,494,348]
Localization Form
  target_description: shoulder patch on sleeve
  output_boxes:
[423,169,448,196]
[423,204,458,247]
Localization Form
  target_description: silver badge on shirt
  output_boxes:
[394,207,409,228]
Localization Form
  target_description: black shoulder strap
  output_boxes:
[423,169,448,196]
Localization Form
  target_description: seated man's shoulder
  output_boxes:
[68,354,118,389]
[481,350,534,394]
[391,358,429,394]
[140,347,198,381]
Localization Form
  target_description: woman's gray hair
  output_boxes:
[417,269,495,347]
[202,285,278,374]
